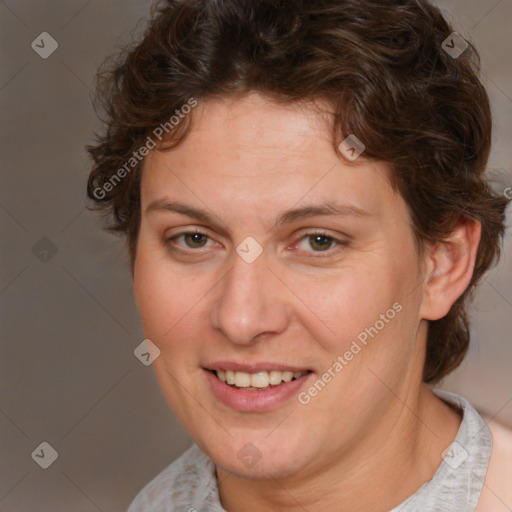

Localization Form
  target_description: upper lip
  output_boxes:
[204,361,312,373]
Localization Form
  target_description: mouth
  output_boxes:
[203,363,314,411]
[210,369,311,390]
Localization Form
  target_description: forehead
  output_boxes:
[140,93,402,226]
[158,93,335,171]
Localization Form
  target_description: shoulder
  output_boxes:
[476,417,512,512]
[126,444,211,512]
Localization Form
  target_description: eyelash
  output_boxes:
[165,229,348,258]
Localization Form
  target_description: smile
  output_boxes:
[214,369,308,390]
[204,367,314,412]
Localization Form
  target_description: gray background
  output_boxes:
[1,1,511,511]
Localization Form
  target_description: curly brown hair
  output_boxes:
[87,0,508,383]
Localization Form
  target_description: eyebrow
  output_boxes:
[145,199,371,231]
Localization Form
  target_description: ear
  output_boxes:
[419,217,481,321]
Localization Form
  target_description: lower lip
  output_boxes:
[204,370,313,412]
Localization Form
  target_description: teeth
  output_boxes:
[282,371,293,382]
[269,370,283,385]
[234,371,251,387]
[251,372,270,388]
[215,369,306,389]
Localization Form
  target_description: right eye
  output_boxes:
[170,231,213,250]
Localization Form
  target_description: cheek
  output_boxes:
[133,247,181,339]
[132,249,208,414]
[284,261,405,354]
[133,245,214,352]
[293,270,419,428]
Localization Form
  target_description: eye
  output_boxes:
[167,230,215,251]
[295,232,346,254]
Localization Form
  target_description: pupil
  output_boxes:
[311,235,332,251]
[187,233,206,247]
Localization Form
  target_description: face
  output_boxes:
[133,92,428,481]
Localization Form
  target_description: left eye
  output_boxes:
[296,233,341,252]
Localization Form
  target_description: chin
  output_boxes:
[200,429,312,481]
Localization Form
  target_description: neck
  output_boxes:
[217,385,461,512]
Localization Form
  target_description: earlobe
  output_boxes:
[420,217,481,321]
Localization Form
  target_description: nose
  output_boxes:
[209,251,291,345]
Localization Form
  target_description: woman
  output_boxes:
[87,0,512,510]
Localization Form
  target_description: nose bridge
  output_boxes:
[210,253,289,345]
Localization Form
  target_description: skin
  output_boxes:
[133,92,482,511]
